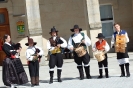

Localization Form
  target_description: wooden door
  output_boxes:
[0,8,10,66]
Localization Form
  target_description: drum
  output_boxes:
[75,46,86,57]
[115,34,126,53]
[94,50,105,62]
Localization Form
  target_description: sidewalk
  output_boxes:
[0,52,133,88]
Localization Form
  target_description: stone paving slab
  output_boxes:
[0,53,133,88]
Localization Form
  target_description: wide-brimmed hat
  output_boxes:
[25,36,37,46]
[49,26,58,34]
[70,25,82,32]
[96,33,105,38]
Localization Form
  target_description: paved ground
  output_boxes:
[0,53,133,88]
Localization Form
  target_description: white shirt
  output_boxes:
[93,40,110,53]
[67,33,91,50]
[47,36,67,51]
[26,46,44,61]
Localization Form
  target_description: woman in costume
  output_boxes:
[2,34,28,88]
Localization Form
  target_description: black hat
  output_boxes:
[49,26,58,34]
[96,33,105,38]
[25,36,37,46]
[70,25,82,32]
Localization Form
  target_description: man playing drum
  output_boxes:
[111,23,130,77]
[93,33,110,78]
[47,26,67,84]
[68,25,91,80]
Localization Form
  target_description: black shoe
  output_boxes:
[87,75,92,79]
[14,87,17,88]
[35,84,39,86]
[80,77,84,80]
[106,75,109,78]
[98,75,103,79]
[31,84,35,87]
[105,74,109,78]
[120,74,125,77]
[126,74,130,77]
[58,78,62,82]
[49,79,53,84]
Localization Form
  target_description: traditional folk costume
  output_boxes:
[2,42,28,88]
[111,30,130,77]
[25,37,43,86]
[93,33,110,78]
[68,25,91,80]
[47,27,67,84]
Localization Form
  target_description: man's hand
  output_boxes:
[70,47,74,51]
[82,40,85,44]
[16,50,21,53]
[57,44,61,48]
[33,56,38,60]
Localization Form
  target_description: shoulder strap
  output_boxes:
[80,32,85,40]
[71,34,75,46]
[71,34,74,37]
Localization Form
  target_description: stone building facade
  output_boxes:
[0,0,133,65]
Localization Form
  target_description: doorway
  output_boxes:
[0,8,10,65]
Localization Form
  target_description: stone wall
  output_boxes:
[99,0,133,52]
[39,0,90,56]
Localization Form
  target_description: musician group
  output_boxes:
[1,23,131,87]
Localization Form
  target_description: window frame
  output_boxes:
[100,4,115,38]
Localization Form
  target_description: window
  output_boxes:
[0,13,5,24]
[100,5,114,38]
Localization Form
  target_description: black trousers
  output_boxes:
[28,60,39,77]
[49,53,63,69]
[73,51,90,66]
[98,54,108,68]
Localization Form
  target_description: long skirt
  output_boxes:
[2,58,28,86]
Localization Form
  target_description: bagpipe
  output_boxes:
[12,42,22,50]
[32,47,42,61]
[50,37,64,54]
[10,42,22,59]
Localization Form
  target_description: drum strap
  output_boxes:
[71,33,86,49]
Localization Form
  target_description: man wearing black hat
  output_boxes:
[68,25,91,80]
[47,26,67,84]
[93,33,110,78]
[25,36,43,87]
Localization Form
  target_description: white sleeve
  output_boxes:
[84,34,91,46]
[60,37,67,48]
[104,42,110,52]
[67,36,74,50]
[111,34,115,48]
[92,43,97,51]
[125,32,129,43]
[26,50,33,61]
[47,40,55,51]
